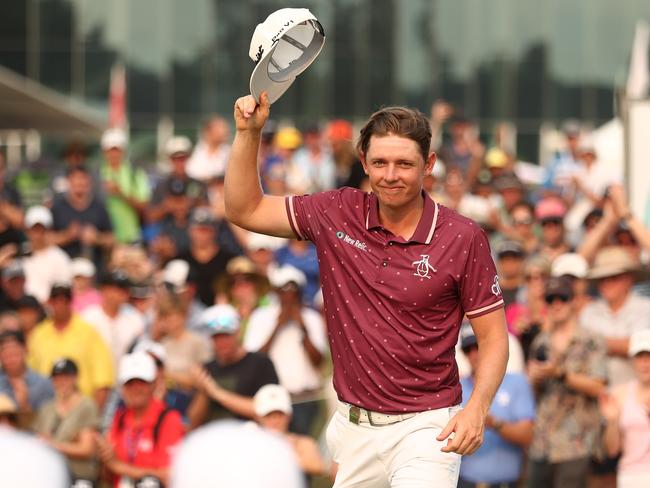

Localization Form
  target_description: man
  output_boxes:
[225,93,509,487]
[28,283,114,408]
[0,151,25,249]
[579,246,650,386]
[99,128,151,244]
[82,270,146,366]
[0,329,53,428]
[188,304,278,428]
[161,259,205,333]
[187,116,231,182]
[22,205,72,303]
[244,265,328,435]
[0,260,27,312]
[534,197,571,263]
[51,165,114,269]
[97,352,185,487]
[285,124,336,194]
[458,328,535,488]
[527,277,607,487]
[495,240,527,307]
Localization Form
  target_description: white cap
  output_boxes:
[101,128,127,150]
[165,136,193,157]
[118,352,157,385]
[254,384,293,417]
[551,253,589,279]
[247,232,287,252]
[25,205,53,229]
[71,257,96,278]
[163,259,190,291]
[249,8,325,104]
[269,265,306,289]
[201,304,241,335]
[629,329,650,357]
[170,420,304,488]
[132,339,167,365]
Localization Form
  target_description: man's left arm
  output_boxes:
[438,309,509,455]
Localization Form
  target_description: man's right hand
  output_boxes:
[234,92,270,132]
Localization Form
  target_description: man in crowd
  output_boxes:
[28,283,114,408]
[535,197,571,263]
[187,116,231,182]
[495,240,527,307]
[188,304,278,428]
[0,260,27,312]
[245,265,328,435]
[0,151,25,249]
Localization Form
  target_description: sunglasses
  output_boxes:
[513,218,534,226]
[544,294,571,304]
[541,218,563,227]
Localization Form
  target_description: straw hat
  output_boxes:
[587,246,641,280]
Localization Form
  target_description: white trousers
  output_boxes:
[326,403,462,487]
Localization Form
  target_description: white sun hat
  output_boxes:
[249,8,325,104]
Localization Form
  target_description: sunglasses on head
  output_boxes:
[544,294,571,304]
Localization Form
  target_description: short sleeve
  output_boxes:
[510,374,536,421]
[460,228,504,319]
[156,410,185,468]
[88,330,116,389]
[285,190,339,241]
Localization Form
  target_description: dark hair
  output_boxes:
[66,164,90,177]
[356,107,432,162]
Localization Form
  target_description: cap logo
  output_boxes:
[255,45,264,63]
[412,255,437,279]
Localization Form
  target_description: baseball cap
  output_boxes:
[190,207,217,226]
[535,197,567,221]
[165,136,193,157]
[49,283,73,300]
[25,205,53,228]
[496,240,525,258]
[2,260,25,280]
[201,304,240,336]
[71,257,96,278]
[99,269,131,289]
[51,358,79,377]
[118,352,157,385]
[132,339,167,366]
[551,253,588,279]
[163,259,191,292]
[544,276,574,301]
[326,119,353,142]
[268,265,307,289]
[101,128,127,150]
[492,173,523,192]
[226,256,258,276]
[16,295,42,311]
[274,127,303,150]
[247,232,287,252]
[254,384,293,417]
[249,8,325,104]
[0,329,26,346]
[485,147,508,169]
[628,329,650,357]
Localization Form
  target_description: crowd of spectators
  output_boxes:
[0,103,649,488]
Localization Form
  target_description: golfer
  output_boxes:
[225,92,509,487]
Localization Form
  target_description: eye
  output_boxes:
[371,160,386,167]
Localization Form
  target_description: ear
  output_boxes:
[360,153,370,176]
[424,151,437,176]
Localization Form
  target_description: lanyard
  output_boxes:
[124,426,144,463]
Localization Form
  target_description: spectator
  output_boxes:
[527,277,607,488]
[599,329,650,487]
[0,329,54,428]
[82,270,146,366]
[437,115,484,180]
[97,352,185,487]
[22,205,72,303]
[49,141,92,199]
[275,240,320,306]
[246,232,286,276]
[187,116,231,182]
[441,169,494,228]
[550,252,592,313]
[286,124,336,194]
[541,120,582,199]
[161,259,205,333]
[534,197,571,263]
[70,257,102,314]
[216,256,271,324]
[0,151,25,248]
[458,329,535,488]
[178,207,238,306]
[326,119,367,190]
[28,283,114,408]
[254,384,326,476]
[495,240,527,307]
[245,265,327,435]
[33,359,99,485]
[493,172,526,217]
[579,246,650,386]
[502,201,540,255]
[99,128,151,244]
[0,260,27,312]
[15,294,45,337]
[149,178,194,261]
[188,304,278,427]
[50,165,114,269]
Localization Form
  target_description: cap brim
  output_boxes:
[250,56,295,105]
[587,265,640,281]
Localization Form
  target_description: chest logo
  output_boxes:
[412,255,437,279]
[336,230,368,252]
[491,276,502,296]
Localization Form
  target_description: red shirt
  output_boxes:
[286,189,503,413]
[109,398,184,484]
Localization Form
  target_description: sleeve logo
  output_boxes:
[491,275,502,296]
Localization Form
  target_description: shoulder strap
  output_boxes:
[152,407,172,446]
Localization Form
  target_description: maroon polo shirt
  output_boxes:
[286,188,504,414]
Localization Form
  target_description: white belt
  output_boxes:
[337,401,417,426]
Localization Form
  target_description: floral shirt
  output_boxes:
[529,327,607,462]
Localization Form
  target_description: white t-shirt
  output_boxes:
[23,246,73,303]
[186,141,230,181]
[244,304,328,394]
[82,304,146,366]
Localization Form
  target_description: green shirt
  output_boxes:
[101,160,151,243]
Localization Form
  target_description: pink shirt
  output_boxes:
[619,381,650,474]
[72,289,102,314]
[286,188,503,413]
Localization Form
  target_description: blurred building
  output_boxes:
[0,0,649,163]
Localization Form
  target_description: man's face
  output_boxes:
[258,411,291,433]
[122,379,154,410]
[189,224,216,246]
[26,224,47,246]
[540,218,565,247]
[211,333,239,364]
[0,339,25,374]
[2,277,25,300]
[68,171,91,199]
[170,153,189,174]
[278,284,301,309]
[497,254,524,280]
[597,273,634,305]
[48,295,71,319]
[633,352,650,384]
[101,285,129,308]
[546,295,574,326]
[206,120,230,146]
[104,147,123,166]
[361,134,433,212]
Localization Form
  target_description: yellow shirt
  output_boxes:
[28,314,115,397]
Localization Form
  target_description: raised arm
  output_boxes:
[224,93,295,238]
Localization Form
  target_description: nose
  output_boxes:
[384,163,399,182]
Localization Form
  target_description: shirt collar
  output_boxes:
[365,191,439,244]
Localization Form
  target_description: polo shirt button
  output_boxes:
[382,260,388,267]
[389,242,393,246]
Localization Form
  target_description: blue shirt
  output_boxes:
[459,373,535,484]
[0,369,54,410]
[275,243,320,306]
